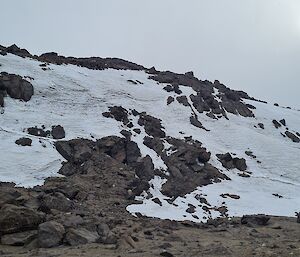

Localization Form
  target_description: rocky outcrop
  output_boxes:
[217,153,247,171]
[15,137,32,146]
[0,72,34,106]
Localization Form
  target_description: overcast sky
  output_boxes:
[2,0,300,108]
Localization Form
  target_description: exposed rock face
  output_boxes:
[217,153,247,171]
[15,137,32,146]
[0,72,34,105]
[0,204,45,234]
[149,72,257,120]
[102,106,129,125]
[38,221,65,248]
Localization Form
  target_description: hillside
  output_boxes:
[0,45,299,256]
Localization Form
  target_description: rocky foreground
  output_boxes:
[0,136,299,257]
[0,44,300,256]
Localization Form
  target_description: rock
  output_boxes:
[15,137,32,146]
[103,106,129,125]
[38,221,65,248]
[167,96,174,105]
[274,103,279,106]
[279,119,286,126]
[190,116,205,129]
[160,251,174,257]
[0,93,4,107]
[186,204,196,213]
[0,72,34,101]
[133,128,141,134]
[0,188,22,207]
[258,123,265,129]
[65,228,99,246]
[176,95,189,106]
[27,127,50,138]
[272,120,281,129]
[241,215,270,226]
[138,113,166,138]
[217,153,247,171]
[39,192,72,213]
[233,158,247,171]
[296,212,300,223]
[0,204,44,234]
[285,131,300,143]
[96,223,117,244]
[152,198,162,206]
[1,230,37,246]
[51,125,65,139]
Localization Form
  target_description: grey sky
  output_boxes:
[2,0,300,108]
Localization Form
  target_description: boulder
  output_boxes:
[0,204,44,234]
[96,223,117,244]
[285,131,300,143]
[0,73,34,101]
[51,125,65,139]
[241,215,270,226]
[15,137,32,146]
[167,96,174,105]
[38,221,65,248]
[272,120,281,129]
[1,230,37,246]
[65,228,99,246]
[39,192,72,213]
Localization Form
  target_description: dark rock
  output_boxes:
[160,251,174,257]
[0,73,34,101]
[15,137,32,146]
[279,119,286,126]
[274,103,279,106]
[127,79,138,85]
[152,198,162,206]
[0,204,45,234]
[217,153,247,171]
[296,212,300,223]
[0,94,4,107]
[1,230,37,246]
[38,221,65,248]
[104,106,129,125]
[6,44,31,58]
[285,131,300,143]
[241,215,270,226]
[27,127,50,138]
[39,192,72,213]
[176,95,189,106]
[0,188,22,208]
[190,116,205,129]
[272,120,281,129]
[258,123,265,129]
[138,113,166,138]
[51,125,65,139]
[133,128,141,134]
[186,204,196,213]
[167,96,174,105]
[65,228,99,246]
[120,130,132,140]
[233,158,247,171]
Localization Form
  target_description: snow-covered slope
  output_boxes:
[0,53,299,222]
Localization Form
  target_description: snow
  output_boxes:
[0,53,299,221]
